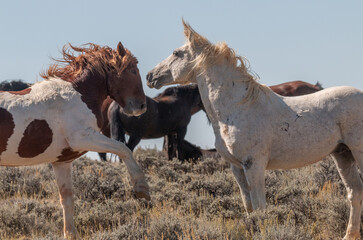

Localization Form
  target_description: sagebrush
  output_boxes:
[0,149,361,239]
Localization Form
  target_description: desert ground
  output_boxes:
[0,148,361,240]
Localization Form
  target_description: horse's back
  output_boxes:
[267,86,362,169]
[0,79,90,166]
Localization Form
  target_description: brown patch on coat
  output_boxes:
[0,108,15,156]
[18,120,53,158]
[100,97,113,137]
[56,148,86,163]
[0,88,32,95]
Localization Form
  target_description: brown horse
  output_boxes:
[99,84,204,161]
[0,42,148,239]
[270,80,322,96]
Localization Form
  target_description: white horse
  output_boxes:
[0,42,150,239]
[146,21,363,239]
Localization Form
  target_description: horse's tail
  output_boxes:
[315,81,324,90]
[109,103,126,143]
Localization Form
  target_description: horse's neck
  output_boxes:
[195,64,284,128]
[72,70,108,128]
[196,64,248,117]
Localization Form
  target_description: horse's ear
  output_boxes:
[182,19,208,49]
[183,19,194,43]
[117,42,126,57]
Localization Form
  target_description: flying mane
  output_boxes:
[183,20,270,104]
[41,43,138,82]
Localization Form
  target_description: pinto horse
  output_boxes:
[99,84,204,161]
[147,21,363,239]
[0,42,149,239]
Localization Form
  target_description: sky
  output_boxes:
[1,0,362,160]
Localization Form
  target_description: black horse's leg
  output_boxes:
[126,136,141,152]
[98,152,107,161]
[176,127,187,161]
[165,134,177,160]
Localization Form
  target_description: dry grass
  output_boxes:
[0,149,361,240]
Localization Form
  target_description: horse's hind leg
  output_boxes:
[332,145,363,240]
[98,152,107,161]
[52,162,79,240]
[351,149,363,174]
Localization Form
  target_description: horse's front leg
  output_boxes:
[176,127,187,161]
[215,140,253,213]
[126,135,141,152]
[68,130,150,200]
[52,162,79,240]
[241,154,268,211]
[231,164,253,213]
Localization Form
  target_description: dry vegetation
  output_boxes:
[0,148,361,240]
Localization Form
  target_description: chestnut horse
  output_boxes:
[0,42,149,239]
[270,80,322,96]
[99,84,204,161]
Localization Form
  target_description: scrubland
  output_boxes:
[0,148,361,239]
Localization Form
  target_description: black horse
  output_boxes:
[0,80,30,91]
[99,84,205,161]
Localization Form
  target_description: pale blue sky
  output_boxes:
[1,1,362,159]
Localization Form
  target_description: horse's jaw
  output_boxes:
[146,75,173,89]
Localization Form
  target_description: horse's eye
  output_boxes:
[130,69,137,75]
[173,51,179,57]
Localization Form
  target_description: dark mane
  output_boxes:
[155,84,198,98]
[40,43,138,82]
[0,80,31,91]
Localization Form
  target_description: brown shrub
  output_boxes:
[0,151,360,239]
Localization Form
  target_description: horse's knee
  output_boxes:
[59,188,74,206]
[346,186,363,206]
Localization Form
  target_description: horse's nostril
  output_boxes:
[146,72,153,82]
[140,103,146,110]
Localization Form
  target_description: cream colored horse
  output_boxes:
[146,21,363,240]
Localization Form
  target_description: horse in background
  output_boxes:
[0,79,31,91]
[146,20,363,239]
[99,84,204,161]
[165,80,323,160]
[0,42,149,239]
[270,80,323,96]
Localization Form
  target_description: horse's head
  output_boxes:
[147,20,208,89]
[107,42,146,116]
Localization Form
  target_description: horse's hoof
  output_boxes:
[135,190,151,201]
[133,183,151,201]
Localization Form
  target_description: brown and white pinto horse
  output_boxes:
[0,42,149,239]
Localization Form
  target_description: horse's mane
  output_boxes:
[41,43,137,82]
[183,20,270,104]
[155,84,198,98]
